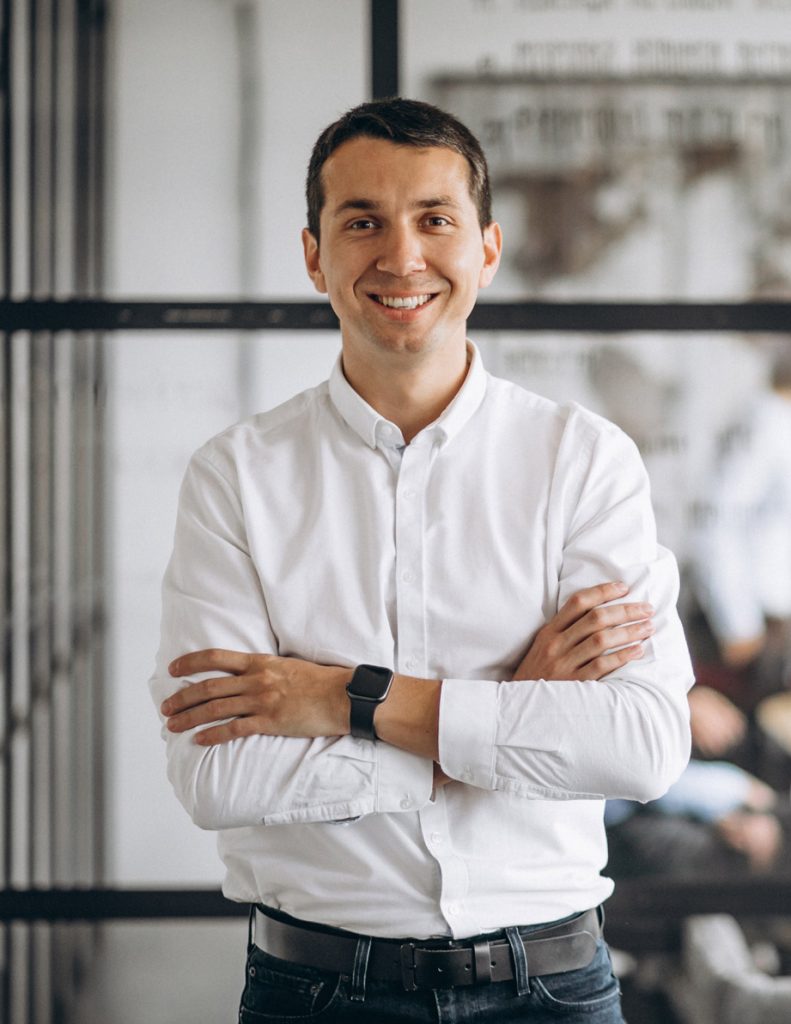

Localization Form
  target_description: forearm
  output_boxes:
[441,674,690,802]
[156,659,438,828]
[161,723,433,829]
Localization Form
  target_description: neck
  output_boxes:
[342,342,470,443]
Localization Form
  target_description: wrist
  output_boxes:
[346,664,395,740]
[374,674,441,760]
[331,666,354,735]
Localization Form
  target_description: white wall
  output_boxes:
[106,0,365,884]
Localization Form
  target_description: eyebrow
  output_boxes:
[331,195,461,217]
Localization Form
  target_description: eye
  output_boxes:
[424,215,451,228]
[349,218,377,231]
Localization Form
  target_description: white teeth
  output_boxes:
[376,294,432,309]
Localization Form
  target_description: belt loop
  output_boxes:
[350,935,372,1002]
[473,940,493,985]
[505,927,530,996]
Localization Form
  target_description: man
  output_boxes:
[151,99,693,1023]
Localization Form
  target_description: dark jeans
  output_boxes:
[238,935,624,1023]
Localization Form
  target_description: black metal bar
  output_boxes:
[0,299,341,331]
[606,875,791,952]
[4,878,791,922]
[1,331,10,1024]
[0,888,248,921]
[2,878,791,955]
[370,0,399,99]
[469,302,791,333]
[4,299,791,333]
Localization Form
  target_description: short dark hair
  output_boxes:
[305,97,492,240]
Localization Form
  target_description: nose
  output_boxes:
[375,223,426,276]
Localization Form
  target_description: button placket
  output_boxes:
[393,442,430,678]
[419,786,474,938]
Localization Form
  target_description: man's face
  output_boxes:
[302,137,501,366]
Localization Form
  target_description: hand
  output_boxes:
[688,685,746,757]
[512,581,654,682]
[721,634,765,669]
[161,649,351,746]
[717,811,781,872]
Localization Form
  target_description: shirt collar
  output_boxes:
[328,341,487,451]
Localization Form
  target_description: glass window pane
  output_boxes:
[404,0,791,301]
[108,0,367,300]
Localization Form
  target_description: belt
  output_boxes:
[253,905,602,991]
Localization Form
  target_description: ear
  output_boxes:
[302,228,327,294]
[478,222,502,290]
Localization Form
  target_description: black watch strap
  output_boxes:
[346,665,394,741]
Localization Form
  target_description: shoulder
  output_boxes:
[484,371,637,462]
[191,381,331,483]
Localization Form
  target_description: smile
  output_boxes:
[373,294,434,309]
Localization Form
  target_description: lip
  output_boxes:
[366,292,438,320]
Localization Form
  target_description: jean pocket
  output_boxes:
[239,946,344,1021]
[530,940,623,1017]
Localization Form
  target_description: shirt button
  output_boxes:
[462,764,473,780]
[403,489,416,500]
[430,832,443,845]
[401,570,414,584]
[400,794,412,809]
[447,904,460,916]
[405,657,418,671]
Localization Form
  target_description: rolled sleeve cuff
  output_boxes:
[439,678,499,789]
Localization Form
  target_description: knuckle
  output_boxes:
[588,607,608,628]
[203,677,221,698]
[590,632,609,654]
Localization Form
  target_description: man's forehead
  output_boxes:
[321,138,473,206]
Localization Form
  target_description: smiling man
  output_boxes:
[151,99,693,1023]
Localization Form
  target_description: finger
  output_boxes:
[168,648,258,678]
[161,673,249,716]
[552,582,630,632]
[571,618,655,667]
[573,641,646,681]
[194,717,264,746]
[563,602,654,648]
[165,695,256,733]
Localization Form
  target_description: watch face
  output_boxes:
[351,664,393,699]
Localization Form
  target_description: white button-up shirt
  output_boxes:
[150,343,692,939]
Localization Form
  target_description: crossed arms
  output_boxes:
[161,581,656,764]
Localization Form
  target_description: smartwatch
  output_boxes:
[346,664,394,741]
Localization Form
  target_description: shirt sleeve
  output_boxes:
[149,446,432,830]
[439,409,694,803]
